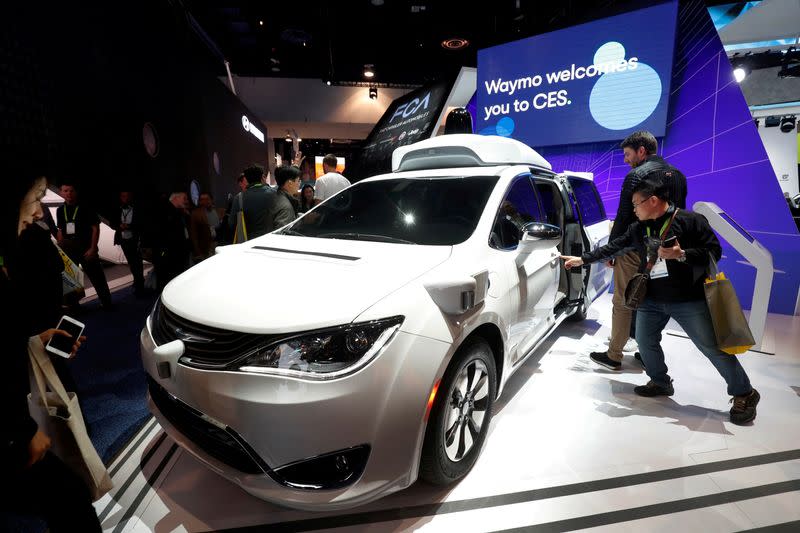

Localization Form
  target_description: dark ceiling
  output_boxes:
[182,0,744,87]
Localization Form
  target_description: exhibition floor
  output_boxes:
[94,291,800,532]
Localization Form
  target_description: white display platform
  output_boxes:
[96,292,800,532]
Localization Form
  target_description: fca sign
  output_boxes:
[390,92,431,123]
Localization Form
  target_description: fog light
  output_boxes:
[272,445,370,490]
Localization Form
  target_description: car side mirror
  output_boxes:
[518,222,562,254]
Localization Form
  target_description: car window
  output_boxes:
[490,175,541,250]
[567,177,606,226]
[534,180,564,228]
[282,176,499,246]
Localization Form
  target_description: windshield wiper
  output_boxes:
[317,232,416,245]
[279,228,306,237]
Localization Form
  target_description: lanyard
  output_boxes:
[63,205,79,223]
[646,214,672,239]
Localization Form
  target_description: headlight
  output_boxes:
[237,316,403,379]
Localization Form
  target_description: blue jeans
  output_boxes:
[635,298,752,396]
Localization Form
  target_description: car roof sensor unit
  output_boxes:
[392,134,552,172]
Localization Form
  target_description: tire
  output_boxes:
[419,338,497,485]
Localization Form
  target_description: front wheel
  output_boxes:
[420,338,497,485]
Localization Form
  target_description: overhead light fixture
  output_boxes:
[259,20,264,26]
[364,64,375,78]
[441,38,469,50]
[285,131,292,142]
[764,116,781,128]
[325,79,331,86]
[369,86,378,100]
[780,115,796,133]
[733,65,749,83]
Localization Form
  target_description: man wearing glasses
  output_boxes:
[560,176,759,425]
[589,131,687,371]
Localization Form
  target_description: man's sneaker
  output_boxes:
[622,337,638,352]
[633,352,646,369]
[634,380,674,397]
[589,351,622,370]
[730,389,760,425]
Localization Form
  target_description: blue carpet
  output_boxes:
[1,285,156,532]
[70,285,156,463]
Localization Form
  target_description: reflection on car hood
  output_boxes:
[161,234,452,333]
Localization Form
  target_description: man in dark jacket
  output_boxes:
[561,175,759,425]
[55,182,113,310]
[591,131,688,370]
[274,165,301,228]
[112,190,145,296]
[153,191,191,291]
[229,164,279,241]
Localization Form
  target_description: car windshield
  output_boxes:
[280,176,499,245]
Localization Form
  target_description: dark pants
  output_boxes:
[60,239,112,308]
[120,238,145,293]
[2,453,101,532]
[153,250,189,292]
[635,298,753,396]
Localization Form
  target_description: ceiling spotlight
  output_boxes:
[364,64,375,78]
[733,66,748,83]
[285,131,292,142]
[764,116,781,128]
[780,115,796,133]
[259,20,264,26]
[369,86,378,100]
[441,38,469,50]
[325,79,331,86]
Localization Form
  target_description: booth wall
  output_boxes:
[538,0,800,315]
[1,2,266,218]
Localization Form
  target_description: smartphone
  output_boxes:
[661,235,678,247]
[46,315,85,358]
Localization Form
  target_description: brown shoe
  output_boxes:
[730,389,760,425]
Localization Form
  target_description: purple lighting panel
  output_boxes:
[537,0,799,314]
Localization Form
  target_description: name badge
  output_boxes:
[66,222,76,235]
[650,257,669,279]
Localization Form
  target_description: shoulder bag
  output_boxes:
[27,336,113,501]
[623,208,679,310]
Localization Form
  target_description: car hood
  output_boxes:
[161,234,452,333]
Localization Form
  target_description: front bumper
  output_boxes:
[140,318,451,510]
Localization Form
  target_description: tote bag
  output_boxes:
[233,193,248,244]
[27,336,113,501]
[54,242,85,299]
[704,255,755,355]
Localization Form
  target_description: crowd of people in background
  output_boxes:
[0,151,349,531]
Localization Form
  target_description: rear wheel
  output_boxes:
[420,338,497,485]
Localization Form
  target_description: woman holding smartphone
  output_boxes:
[1,170,101,532]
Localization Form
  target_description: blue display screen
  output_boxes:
[477,1,678,147]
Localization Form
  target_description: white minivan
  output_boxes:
[140,134,611,510]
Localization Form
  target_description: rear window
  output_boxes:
[567,177,606,226]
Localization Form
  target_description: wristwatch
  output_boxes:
[677,249,687,262]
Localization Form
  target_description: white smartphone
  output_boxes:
[46,315,85,358]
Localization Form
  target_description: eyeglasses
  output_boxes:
[632,196,653,210]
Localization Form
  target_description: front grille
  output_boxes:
[148,377,265,474]
[151,299,272,367]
